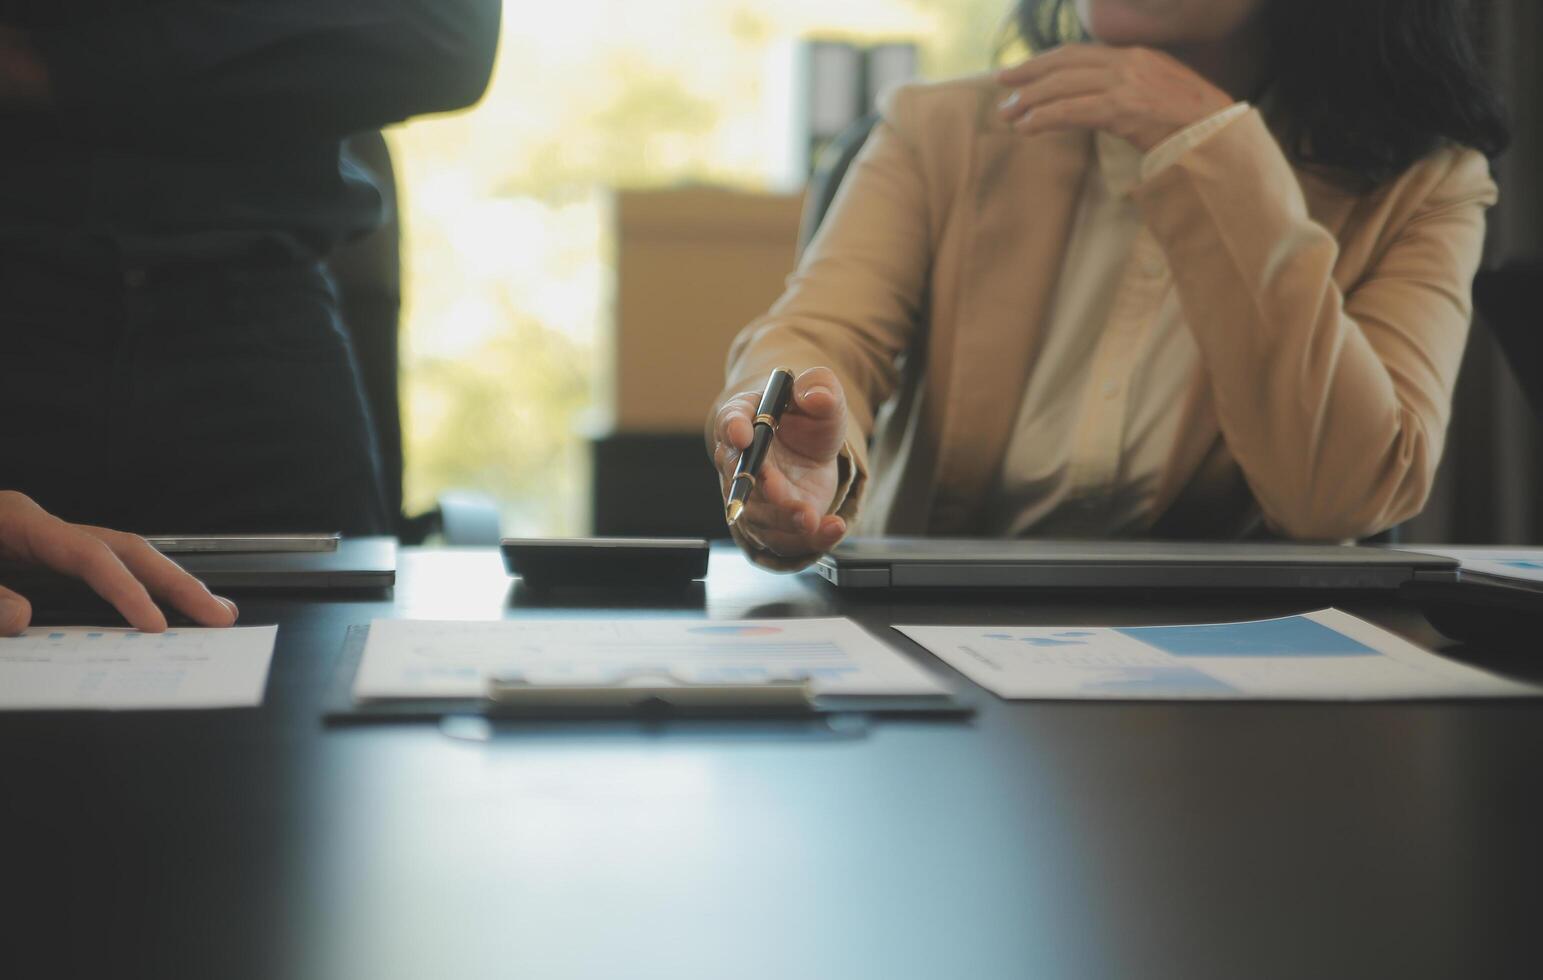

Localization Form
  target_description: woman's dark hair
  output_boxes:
[1013,0,1510,187]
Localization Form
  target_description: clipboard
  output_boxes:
[323,625,975,724]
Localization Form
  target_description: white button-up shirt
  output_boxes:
[986,103,1251,536]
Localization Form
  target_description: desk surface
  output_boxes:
[4,547,1540,980]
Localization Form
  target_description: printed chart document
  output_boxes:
[354,617,948,700]
[897,610,1536,701]
[0,626,278,710]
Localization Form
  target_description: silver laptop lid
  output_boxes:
[814,538,1458,589]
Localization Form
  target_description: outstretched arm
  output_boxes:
[709,84,936,569]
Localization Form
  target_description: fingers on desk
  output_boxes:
[25,523,170,632]
[85,529,239,629]
[0,492,237,632]
[0,583,31,636]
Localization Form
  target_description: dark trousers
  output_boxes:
[0,252,389,535]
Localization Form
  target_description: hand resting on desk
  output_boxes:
[0,491,237,636]
[710,367,849,560]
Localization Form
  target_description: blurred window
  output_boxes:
[387,0,1010,534]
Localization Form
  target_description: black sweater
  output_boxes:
[0,0,502,262]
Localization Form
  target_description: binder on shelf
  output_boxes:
[769,37,920,184]
[864,43,919,109]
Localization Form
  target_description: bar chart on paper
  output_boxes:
[897,610,1537,701]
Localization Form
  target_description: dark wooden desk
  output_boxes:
[4,547,1540,979]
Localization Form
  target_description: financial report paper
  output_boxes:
[897,610,1536,701]
[354,617,949,700]
[0,626,278,710]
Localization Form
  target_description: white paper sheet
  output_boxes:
[354,617,948,700]
[0,626,278,710]
[896,610,1536,701]
[1405,546,1543,586]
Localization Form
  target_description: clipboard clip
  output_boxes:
[485,668,816,711]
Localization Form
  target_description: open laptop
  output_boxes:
[813,538,1461,591]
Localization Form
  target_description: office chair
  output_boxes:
[330,133,501,546]
[1474,260,1543,423]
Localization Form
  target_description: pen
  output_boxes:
[724,367,796,527]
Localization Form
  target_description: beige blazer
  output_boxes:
[715,73,1497,562]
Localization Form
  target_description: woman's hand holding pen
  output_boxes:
[711,367,849,559]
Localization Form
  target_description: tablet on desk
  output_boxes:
[146,532,341,554]
[814,538,1461,591]
[163,536,395,590]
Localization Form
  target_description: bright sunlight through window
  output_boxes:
[386,0,1013,534]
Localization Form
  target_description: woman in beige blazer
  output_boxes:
[709,0,1508,569]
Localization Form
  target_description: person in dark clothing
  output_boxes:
[0,2,502,535]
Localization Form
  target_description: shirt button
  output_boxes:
[1102,382,1118,399]
[123,268,147,289]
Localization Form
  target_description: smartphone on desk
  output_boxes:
[501,538,710,589]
